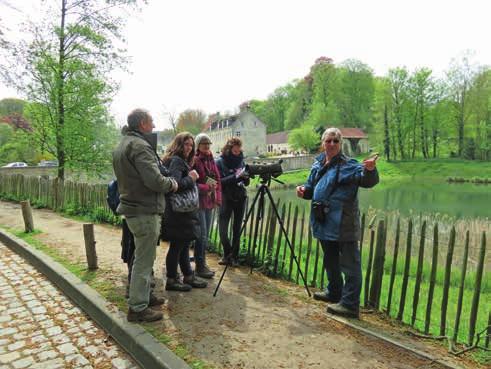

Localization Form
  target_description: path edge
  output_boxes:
[0,228,190,369]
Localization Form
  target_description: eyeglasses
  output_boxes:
[325,139,340,144]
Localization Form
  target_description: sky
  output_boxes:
[0,0,490,130]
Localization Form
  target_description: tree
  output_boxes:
[388,67,410,159]
[408,68,433,158]
[1,0,141,179]
[288,124,319,153]
[467,68,491,160]
[445,51,479,157]
[0,98,26,117]
[337,59,375,129]
[176,109,207,135]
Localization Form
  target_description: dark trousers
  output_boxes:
[320,240,362,310]
[166,240,193,278]
[218,197,246,259]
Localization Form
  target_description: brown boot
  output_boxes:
[196,263,215,279]
[127,307,163,322]
[183,273,208,288]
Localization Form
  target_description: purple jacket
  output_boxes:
[193,151,222,209]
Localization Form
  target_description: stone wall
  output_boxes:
[246,155,316,172]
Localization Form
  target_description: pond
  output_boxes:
[254,179,490,220]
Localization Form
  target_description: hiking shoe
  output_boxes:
[218,255,233,266]
[127,307,163,322]
[165,278,192,292]
[183,274,208,288]
[313,291,340,303]
[327,303,359,319]
[196,263,215,279]
[149,293,165,307]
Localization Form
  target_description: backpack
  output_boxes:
[107,179,120,214]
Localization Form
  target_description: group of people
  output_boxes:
[113,108,379,323]
[113,109,249,322]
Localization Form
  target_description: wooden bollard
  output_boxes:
[83,224,98,270]
[20,200,34,233]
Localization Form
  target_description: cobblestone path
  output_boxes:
[0,242,140,369]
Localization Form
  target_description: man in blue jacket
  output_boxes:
[297,128,379,318]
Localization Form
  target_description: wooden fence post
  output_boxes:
[288,205,299,281]
[397,219,413,321]
[272,203,286,276]
[20,200,34,233]
[83,223,98,270]
[364,228,375,307]
[440,226,456,336]
[369,220,386,309]
[387,217,400,316]
[485,312,490,348]
[468,231,486,346]
[296,208,306,284]
[425,223,439,334]
[305,227,313,286]
[411,220,426,326]
[452,230,469,344]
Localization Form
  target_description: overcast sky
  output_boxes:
[1,0,490,130]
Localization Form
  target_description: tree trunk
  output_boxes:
[56,0,67,180]
[383,103,390,161]
[457,88,466,157]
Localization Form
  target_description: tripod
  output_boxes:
[213,175,312,297]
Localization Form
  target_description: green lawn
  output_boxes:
[263,158,491,188]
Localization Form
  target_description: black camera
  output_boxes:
[312,201,329,222]
[245,160,283,179]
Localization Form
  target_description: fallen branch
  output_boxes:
[404,325,490,356]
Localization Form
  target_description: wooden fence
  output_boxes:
[0,173,489,349]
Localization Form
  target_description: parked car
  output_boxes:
[2,162,28,168]
[37,160,58,167]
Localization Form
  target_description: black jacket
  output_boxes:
[216,153,249,202]
[161,155,200,242]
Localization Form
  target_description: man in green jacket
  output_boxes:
[113,108,177,322]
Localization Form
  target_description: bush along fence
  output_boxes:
[0,173,489,354]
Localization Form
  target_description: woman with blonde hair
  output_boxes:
[161,132,207,291]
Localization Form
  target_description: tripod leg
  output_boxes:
[264,187,311,297]
[213,186,262,297]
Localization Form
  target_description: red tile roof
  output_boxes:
[266,131,289,144]
[339,128,367,139]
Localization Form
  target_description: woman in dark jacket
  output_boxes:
[215,137,249,265]
[161,132,207,291]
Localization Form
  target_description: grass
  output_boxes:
[209,223,490,364]
[256,157,491,188]
[3,226,214,369]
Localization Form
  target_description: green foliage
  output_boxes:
[0,98,25,116]
[288,124,319,152]
[0,0,141,179]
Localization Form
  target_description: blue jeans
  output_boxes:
[195,208,212,264]
[320,240,362,310]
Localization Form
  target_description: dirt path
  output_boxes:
[0,200,474,369]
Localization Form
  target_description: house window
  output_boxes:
[235,131,241,137]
